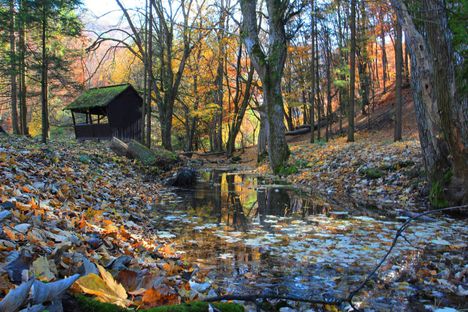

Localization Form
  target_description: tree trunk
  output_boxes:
[41,4,48,144]
[9,0,19,135]
[391,0,468,206]
[141,0,148,145]
[380,9,388,93]
[316,33,321,141]
[18,0,27,136]
[257,109,268,162]
[213,0,226,152]
[160,106,173,150]
[357,0,370,116]
[226,61,254,157]
[146,0,153,147]
[240,0,290,173]
[263,73,290,172]
[325,28,332,142]
[348,0,356,142]
[394,15,403,141]
[309,0,315,143]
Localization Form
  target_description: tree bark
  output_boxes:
[18,0,28,135]
[348,0,356,142]
[309,0,315,143]
[240,0,290,173]
[257,109,268,162]
[41,2,49,144]
[394,14,403,141]
[391,0,468,205]
[325,28,332,142]
[213,0,226,152]
[380,9,388,93]
[146,0,153,147]
[9,0,19,134]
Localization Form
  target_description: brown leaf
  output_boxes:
[141,285,179,308]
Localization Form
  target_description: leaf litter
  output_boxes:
[0,135,466,311]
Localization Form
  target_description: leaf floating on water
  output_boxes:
[431,239,451,246]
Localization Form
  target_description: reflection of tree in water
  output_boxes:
[224,174,250,232]
[183,172,330,230]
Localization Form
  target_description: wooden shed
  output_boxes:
[65,84,143,141]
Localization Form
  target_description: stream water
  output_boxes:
[153,170,467,311]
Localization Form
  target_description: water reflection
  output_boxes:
[175,170,329,232]
[152,171,468,310]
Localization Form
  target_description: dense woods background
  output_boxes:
[0,0,466,206]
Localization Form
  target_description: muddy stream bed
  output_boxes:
[150,170,467,311]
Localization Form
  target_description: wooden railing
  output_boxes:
[74,124,112,140]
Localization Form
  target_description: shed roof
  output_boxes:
[64,84,136,111]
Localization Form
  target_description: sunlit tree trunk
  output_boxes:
[379,9,388,94]
[394,14,403,141]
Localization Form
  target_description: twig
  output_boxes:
[204,294,344,305]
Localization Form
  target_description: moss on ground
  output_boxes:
[74,295,244,312]
[361,167,384,179]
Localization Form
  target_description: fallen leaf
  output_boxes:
[32,256,56,282]
[74,265,129,307]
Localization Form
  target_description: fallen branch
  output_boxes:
[204,294,343,305]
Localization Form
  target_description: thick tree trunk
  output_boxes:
[394,16,403,141]
[240,0,290,172]
[9,0,19,135]
[391,0,468,205]
[263,74,290,172]
[257,109,268,162]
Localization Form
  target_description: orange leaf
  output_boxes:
[141,285,179,308]
[3,227,16,241]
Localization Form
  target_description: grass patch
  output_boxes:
[276,165,299,176]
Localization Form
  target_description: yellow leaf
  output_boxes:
[75,265,129,307]
[32,256,56,282]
